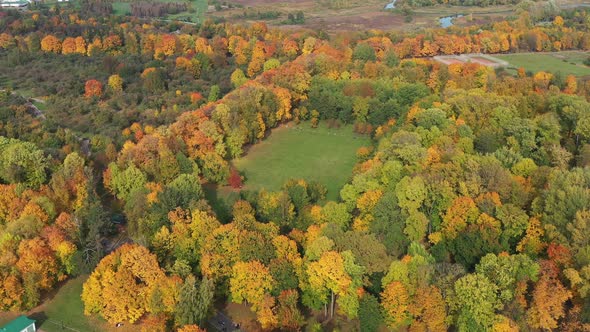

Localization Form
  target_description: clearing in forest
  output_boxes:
[233,122,371,201]
[495,51,590,76]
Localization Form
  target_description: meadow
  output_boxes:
[0,276,121,332]
[30,276,113,332]
[112,0,207,23]
[233,122,371,201]
[495,51,590,76]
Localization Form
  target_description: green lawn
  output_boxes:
[495,51,590,77]
[112,2,131,15]
[112,0,207,22]
[233,123,371,201]
[33,275,106,332]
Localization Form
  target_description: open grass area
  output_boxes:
[112,0,206,22]
[112,1,131,15]
[32,275,105,332]
[495,51,590,77]
[233,122,371,201]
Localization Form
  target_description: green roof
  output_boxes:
[0,316,35,332]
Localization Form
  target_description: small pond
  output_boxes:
[439,14,463,28]
[385,0,396,9]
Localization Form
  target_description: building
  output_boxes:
[0,316,36,332]
[0,0,29,8]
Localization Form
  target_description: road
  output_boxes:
[209,311,241,332]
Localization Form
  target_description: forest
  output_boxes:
[2,2,590,331]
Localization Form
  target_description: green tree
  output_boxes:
[0,137,48,188]
[107,163,147,201]
[352,43,376,61]
[453,274,501,332]
[359,294,383,332]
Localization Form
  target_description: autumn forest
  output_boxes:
[2,1,590,331]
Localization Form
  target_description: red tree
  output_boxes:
[228,168,243,189]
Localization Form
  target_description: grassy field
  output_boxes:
[233,122,371,201]
[0,276,104,332]
[495,51,590,77]
[32,276,106,332]
[212,0,521,32]
[112,0,207,22]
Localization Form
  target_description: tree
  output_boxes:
[276,289,304,330]
[230,260,274,308]
[61,37,77,54]
[453,274,501,332]
[84,79,103,98]
[359,294,383,332]
[306,251,363,319]
[16,237,59,308]
[175,275,200,326]
[228,168,242,189]
[40,35,61,53]
[381,281,410,329]
[230,69,247,88]
[175,275,214,326]
[81,244,176,324]
[230,260,276,327]
[177,325,206,332]
[409,285,447,332]
[475,253,539,304]
[108,74,123,93]
[526,261,572,330]
[353,43,376,61]
[105,163,147,201]
[0,137,48,188]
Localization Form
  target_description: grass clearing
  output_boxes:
[31,275,105,332]
[112,0,206,22]
[495,51,590,77]
[112,2,131,15]
[233,122,371,201]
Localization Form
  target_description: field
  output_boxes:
[30,276,105,332]
[214,0,522,32]
[0,276,139,332]
[112,0,207,23]
[233,123,371,201]
[434,54,508,68]
[495,51,590,77]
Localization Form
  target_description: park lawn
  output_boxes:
[495,51,590,77]
[33,275,105,332]
[233,122,371,201]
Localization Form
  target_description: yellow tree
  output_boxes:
[61,37,76,54]
[307,251,352,318]
[230,260,275,307]
[74,36,87,54]
[381,281,410,329]
[40,35,61,53]
[81,244,174,324]
[108,74,123,93]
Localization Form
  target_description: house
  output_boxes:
[0,0,29,8]
[0,316,36,332]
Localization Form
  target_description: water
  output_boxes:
[385,0,396,9]
[439,14,463,28]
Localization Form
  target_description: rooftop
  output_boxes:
[0,316,36,332]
